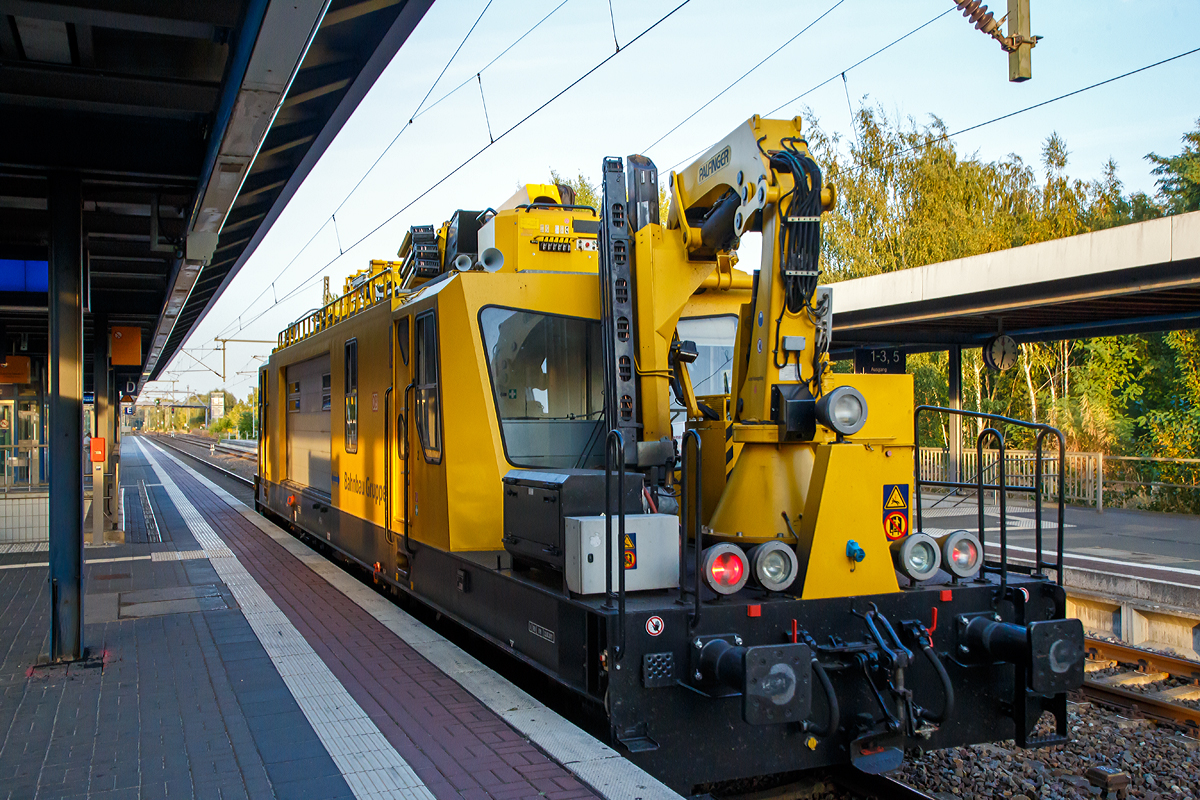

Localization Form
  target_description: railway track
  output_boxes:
[711,768,935,800]
[145,434,255,488]
[1081,637,1200,735]
[166,432,257,461]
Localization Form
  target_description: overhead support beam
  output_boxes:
[219,212,267,232]
[257,133,316,159]
[323,0,403,27]
[47,171,84,663]
[0,105,205,177]
[280,78,351,108]
[1,65,219,114]
[0,0,239,38]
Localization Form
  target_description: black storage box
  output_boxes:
[503,469,644,570]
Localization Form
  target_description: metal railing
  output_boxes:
[915,406,1065,586]
[919,447,1199,513]
[1,445,49,490]
[277,264,406,350]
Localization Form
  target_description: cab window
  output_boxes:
[414,312,442,462]
[480,306,604,469]
[344,339,358,453]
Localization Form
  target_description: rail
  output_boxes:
[277,264,404,350]
[915,406,1065,585]
[1081,637,1200,734]
[146,435,254,488]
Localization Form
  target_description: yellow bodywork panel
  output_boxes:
[399,271,603,553]
[794,443,907,599]
[633,225,723,445]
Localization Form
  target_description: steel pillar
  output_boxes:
[92,313,108,545]
[948,346,963,486]
[48,172,84,662]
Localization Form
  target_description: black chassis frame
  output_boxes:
[258,476,1071,795]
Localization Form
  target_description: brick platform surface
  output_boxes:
[156,453,599,800]
[0,436,615,800]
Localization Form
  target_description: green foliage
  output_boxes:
[1148,116,1200,215]
[807,105,1200,511]
[551,168,671,226]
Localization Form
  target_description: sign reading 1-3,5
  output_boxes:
[854,348,906,375]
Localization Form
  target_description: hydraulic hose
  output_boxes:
[804,658,840,737]
[917,642,955,723]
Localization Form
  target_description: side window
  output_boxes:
[414,313,441,462]
[344,339,358,453]
[321,373,332,411]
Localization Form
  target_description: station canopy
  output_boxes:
[0,0,434,395]
[830,210,1200,356]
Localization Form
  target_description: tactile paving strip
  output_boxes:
[149,549,234,561]
[136,438,434,800]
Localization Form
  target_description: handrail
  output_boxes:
[277,264,400,350]
[515,202,598,216]
[679,430,703,627]
[914,405,1065,586]
[401,382,416,558]
[976,427,1007,586]
[603,429,626,663]
[383,387,394,546]
[1036,427,1067,584]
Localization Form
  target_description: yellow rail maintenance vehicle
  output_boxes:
[257,115,1084,793]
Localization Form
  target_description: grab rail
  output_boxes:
[603,429,627,663]
[679,430,703,628]
[914,406,1065,586]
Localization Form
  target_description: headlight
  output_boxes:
[891,532,941,582]
[748,541,799,592]
[938,529,982,578]
[702,544,749,595]
[815,386,868,436]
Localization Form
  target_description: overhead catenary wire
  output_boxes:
[215,0,498,339]
[665,6,954,174]
[642,0,848,154]
[841,45,1200,177]
[226,0,697,333]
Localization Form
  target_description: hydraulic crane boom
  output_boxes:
[602,115,914,599]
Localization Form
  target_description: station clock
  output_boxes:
[983,334,1018,372]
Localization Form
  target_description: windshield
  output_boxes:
[678,316,737,397]
[672,315,738,439]
[480,307,605,469]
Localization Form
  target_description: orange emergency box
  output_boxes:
[91,437,106,464]
[110,326,142,366]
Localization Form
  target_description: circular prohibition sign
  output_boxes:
[884,511,909,540]
[645,616,665,636]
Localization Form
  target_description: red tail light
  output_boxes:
[701,544,749,595]
[711,552,743,586]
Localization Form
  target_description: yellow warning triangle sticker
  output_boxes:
[624,534,635,549]
[885,485,908,510]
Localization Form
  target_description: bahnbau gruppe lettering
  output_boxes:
[342,472,385,504]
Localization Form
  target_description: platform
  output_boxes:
[0,437,680,800]
[922,497,1200,588]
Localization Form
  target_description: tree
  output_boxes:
[551,169,671,226]
[1147,117,1200,215]
[800,102,1200,510]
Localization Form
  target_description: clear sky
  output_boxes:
[157,0,1200,401]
